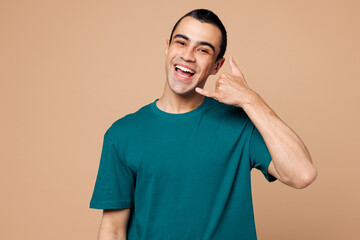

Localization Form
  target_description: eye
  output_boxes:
[176,41,185,46]
[199,49,209,54]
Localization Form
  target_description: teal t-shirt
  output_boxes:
[90,96,276,240]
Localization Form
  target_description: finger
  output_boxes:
[229,56,243,77]
[195,87,219,99]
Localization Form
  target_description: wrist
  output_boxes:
[241,92,276,124]
[237,90,262,110]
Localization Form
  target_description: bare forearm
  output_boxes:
[242,92,317,188]
[98,209,130,240]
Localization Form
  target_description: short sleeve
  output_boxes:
[249,125,277,182]
[89,128,134,209]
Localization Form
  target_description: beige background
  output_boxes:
[1,0,359,239]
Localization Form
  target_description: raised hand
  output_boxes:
[195,56,258,108]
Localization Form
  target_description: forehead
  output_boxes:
[173,16,222,50]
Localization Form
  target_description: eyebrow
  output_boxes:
[173,34,215,52]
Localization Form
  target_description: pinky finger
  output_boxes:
[195,87,219,100]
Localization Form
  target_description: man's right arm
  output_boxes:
[97,208,131,240]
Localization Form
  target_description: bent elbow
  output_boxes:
[293,166,318,189]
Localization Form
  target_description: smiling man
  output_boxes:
[90,9,317,240]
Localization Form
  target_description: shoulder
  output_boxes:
[208,98,249,121]
[105,101,152,139]
[206,98,255,134]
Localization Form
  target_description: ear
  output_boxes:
[165,39,170,56]
[211,57,225,75]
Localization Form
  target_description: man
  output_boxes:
[90,9,317,240]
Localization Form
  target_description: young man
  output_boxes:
[90,9,317,240]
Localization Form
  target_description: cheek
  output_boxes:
[168,45,180,54]
[199,61,214,74]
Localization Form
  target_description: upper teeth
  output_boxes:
[176,65,194,74]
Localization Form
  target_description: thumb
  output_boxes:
[229,56,243,77]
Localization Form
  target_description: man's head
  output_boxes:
[164,9,227,96]
[169,9,227,61]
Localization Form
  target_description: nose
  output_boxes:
[180,46,196,62]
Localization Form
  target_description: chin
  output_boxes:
[167,74,199,96]
[170,85,195,96]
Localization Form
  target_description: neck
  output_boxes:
[156,84,205,114]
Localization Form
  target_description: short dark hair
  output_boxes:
[169,9,227,61]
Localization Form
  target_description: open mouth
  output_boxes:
[174,64,195,78]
